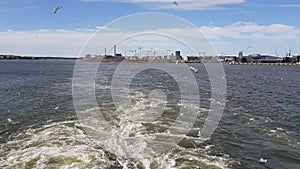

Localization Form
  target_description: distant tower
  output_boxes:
[238,50,243,58]
[114,45,117,56]
[175,51,182,60]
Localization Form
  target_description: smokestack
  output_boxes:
[104,48,106,56]
[114,45,116,56]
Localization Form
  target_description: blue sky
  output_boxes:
[0,0,300,57]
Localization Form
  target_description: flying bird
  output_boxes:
[53,6,62,14]
[173,1,178,6]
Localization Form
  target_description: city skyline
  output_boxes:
[0,0,300,57]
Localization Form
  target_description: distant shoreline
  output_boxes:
[0,54,78,60]
[228,61,300,66]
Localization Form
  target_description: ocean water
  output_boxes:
[0,60,299,169]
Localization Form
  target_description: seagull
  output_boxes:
[259,158,268,164]
[55,106,59,110]
[190,66,198,73]
[173,1,178,6]
[54,5,62,14]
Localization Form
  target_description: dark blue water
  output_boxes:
[0,60,75,131]
[0,60,299,169]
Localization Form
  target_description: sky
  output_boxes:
[0,0,300,57]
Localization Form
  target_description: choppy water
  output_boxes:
[0,60,299,169]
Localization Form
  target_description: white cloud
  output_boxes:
[0,27,214,56]
[1,22,299,57]
[111,28,215,55]
[200,22,300,55]
[200,22,300,40]
[0,28,133,57]
[277,4,300,8]
[0,29,91,45]
[82,0,246,10]
[0,29,92,56]
[75,26,116,32]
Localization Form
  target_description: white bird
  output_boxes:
[7,118,12,123]
[55,106,59,110]
[189,66,198,73]
[54,6,62,14]
[173,1,178,6]
[259,158,268,163]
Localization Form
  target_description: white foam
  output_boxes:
[276,127,284,131]
[0,121,109,169]
[205,145,214,150]
[0,115,234,169]
[7,118,12,123]
[45,88,231,169]
[259,158,268,163]
[249,118,254,121]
